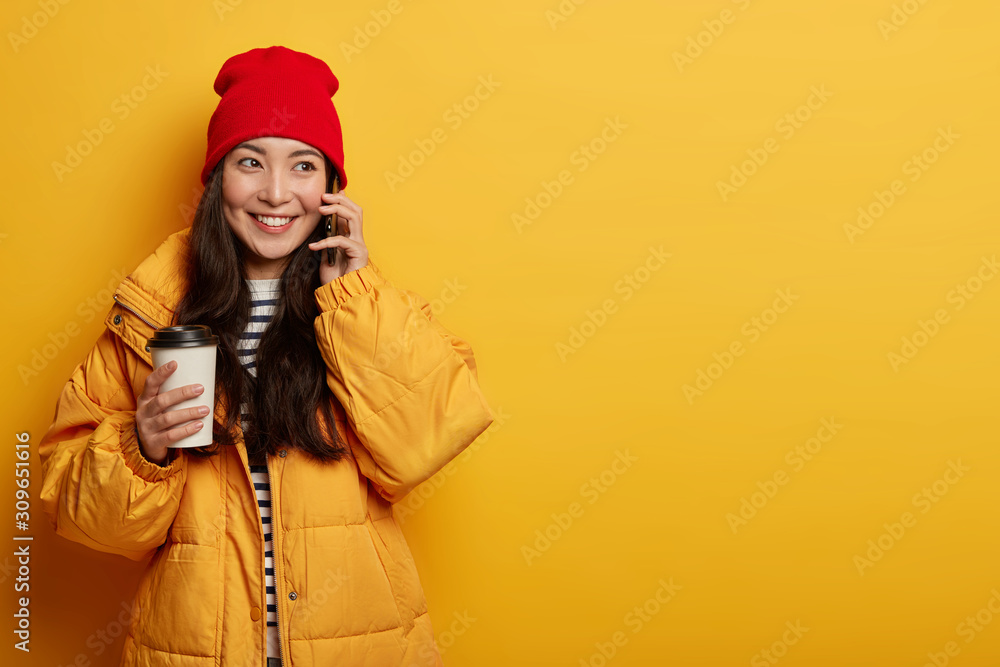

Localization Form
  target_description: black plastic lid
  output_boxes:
[147,325,220,349]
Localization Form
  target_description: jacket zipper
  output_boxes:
[113,293,162,330]
[118,288,290,664]
[266,455,287,666]
[118,287,287,663]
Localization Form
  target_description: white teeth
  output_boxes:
[253,214,295,227]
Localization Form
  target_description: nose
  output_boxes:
[257,168,292,206]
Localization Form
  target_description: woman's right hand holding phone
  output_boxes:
[135,360,209,465]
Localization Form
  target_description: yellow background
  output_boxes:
[2,0,999,665]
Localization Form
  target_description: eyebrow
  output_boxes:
[233,142,323,160]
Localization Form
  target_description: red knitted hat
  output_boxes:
[201,46,347,189]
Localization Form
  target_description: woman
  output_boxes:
[38,46,494,667]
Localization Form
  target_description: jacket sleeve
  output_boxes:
[38,326,188,562]
[313,259,495,503]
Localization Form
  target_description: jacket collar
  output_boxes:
[108,227,191,368]
[108,226,249,439]
[110,227,348,459]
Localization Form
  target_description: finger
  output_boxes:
[320,199,363,223]
[150,382,206,416]
[339,196,363,219]
[322,208,348,236]
[152,405,210,433]
[320,193,353,211]
[322,191,360,213]
[332,210,363,242]
[140,360,177,400]
[309,236,367,260]
[319,203,359,222]
[307,236,353,250]
[160,419,205,446]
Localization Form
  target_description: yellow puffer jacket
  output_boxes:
[38,227,495,666]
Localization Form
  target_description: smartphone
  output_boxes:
[325,170,338,266]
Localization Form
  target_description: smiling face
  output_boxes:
[221,136,334,279]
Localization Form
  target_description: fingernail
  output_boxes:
[194,384,204,393]
[199,406,210,415]
[194,422,203,430]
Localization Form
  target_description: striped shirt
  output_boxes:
[241,278,281,660]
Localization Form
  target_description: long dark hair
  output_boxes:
[173,155,347,466]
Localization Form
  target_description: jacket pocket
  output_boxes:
[138,540,220,657]
[370,515,429,619]
[167,457,223,547]
[365,520,405,620]
[282,524,404,640]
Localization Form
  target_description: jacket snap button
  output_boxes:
[288,592,297,600]
[249,606,261,621]
[113,314,122,325]
[279,449,287,458]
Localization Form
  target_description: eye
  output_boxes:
[237,157,261,168]
[293,161,318,172]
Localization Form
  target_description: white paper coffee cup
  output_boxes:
[147,325,219,448]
